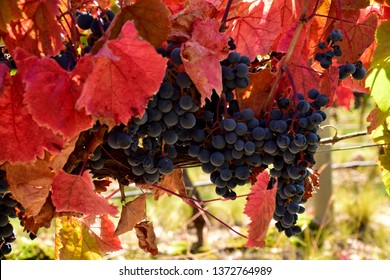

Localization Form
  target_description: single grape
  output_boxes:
[235,166,250,180]
[198,149,210,163]
[179,95,194,110]
[227,51,240,64]
[263,140,278,154]
[315,94,329,107]
[241,108,254,120]
[179,112,196,129]
[225,131,238,144]
[235,77,250,88]
[163,129,178,145]
[158,82,174,99]
[320,57,332,69]
[163,110,179,127]
[212,135,226,150]
[235,122,248,136]
[235,63,249,78]
[176,72,192,88]
[147,122,163,137]
[222,66,235,80]
[314,52,323,61]
[352,66,366,80]
[210,152,225,167]
[105,9,115,21]
[143,171,160,184]
[220,169,233,181]
[170,47,182,65]
[221,118,236,131]
[327,29,343,44]
[76,12,93,30]
[318,42,326,49]
[157,158,174,174]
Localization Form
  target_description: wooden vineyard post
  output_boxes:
[312,116,333,227]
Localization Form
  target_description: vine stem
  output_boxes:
[219,0,234,32]
[317,142,390,153]
[266,1,309,114]
[147,183,248,239]
[320,130,369,145]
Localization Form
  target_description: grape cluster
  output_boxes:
[314,30,343,69]
[0,171,18,259]
[314,30,367,81]
[88,44,201,185]
[269,89,329,236]
[338,60,366,80]
[75,9,115,52]
[85,44,328,237]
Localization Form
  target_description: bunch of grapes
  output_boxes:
[269,89,329,236]
[0,171,19,259]
[82,40,329,237]
[314,30,366,81]
[314,30,343,69]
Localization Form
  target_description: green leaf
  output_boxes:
[56,216,102,260]
[371,116,390,196]
[379,150,390,196]
[366,21,390,114]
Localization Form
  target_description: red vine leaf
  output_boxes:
[135,221,158,255]
[14,48,94,139]
[0,0,22,30]
[0,71,65,164]
[153,169,186,200]
[367,108,388,134]
[114,194,147,236]
[236,69,275,118]
[83,215,123,252]
[244,171,277,248]
[109,0,171,47]
[334,11,378,64]
[182,19,229,105]
[52,170,118,216]
[169,0,218,39]
[0,0,64,56]
[303,168,320,201]
[21,196,56,235]
[5,152,54,216]
[76,21,167,125]
[227,0,282,59]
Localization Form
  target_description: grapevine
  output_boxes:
[0,0,389,259]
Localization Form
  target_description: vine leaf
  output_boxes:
[334,10,378,65]
[76,21,167,125]
[114,194,147,236]
[57,214,123,260]
[366,20,390,114]
[0,68,65,165]
[0,0,64,56]
[135,221,158,255]
[83,215,123,252]
[109,0,171,47]
[226,0,282,59]
[5,152,54,217]
[21,196,56,235]
[14,48,94,139]
[152,169,187,200]
[51,170,118,216]
[0,0,22,30]
[235,69,275,118]
[169,0,218,38]
[244,171,277,248]
[182,19,229,105]
[366,108,388,134]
